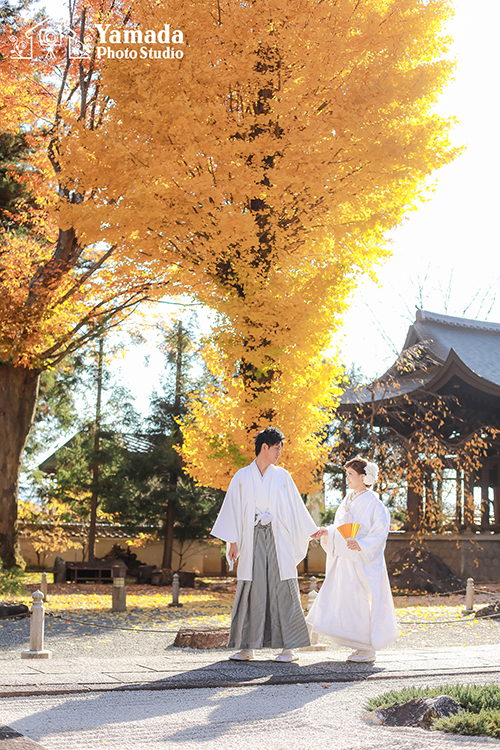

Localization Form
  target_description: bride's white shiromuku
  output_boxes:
[306,487,398,651]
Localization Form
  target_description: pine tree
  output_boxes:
[104,319,223,570]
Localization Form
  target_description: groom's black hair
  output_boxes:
[254,426,285,456]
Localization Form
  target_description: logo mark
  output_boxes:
[9,21,90,60]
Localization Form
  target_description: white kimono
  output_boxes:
[211,460,318,581]
[306,489,398,651]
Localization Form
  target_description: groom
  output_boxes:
[211,426,319,662]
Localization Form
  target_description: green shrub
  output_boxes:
[320,506,337,526]
[366,684,500,713]
[366,684,500,739]
[434,709,500,738]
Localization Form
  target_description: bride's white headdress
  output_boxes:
[363,461,379,487]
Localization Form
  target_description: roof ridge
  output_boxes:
[417,309,500,332]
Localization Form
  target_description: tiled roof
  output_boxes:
[19,523,157,539]
[341,372,434,406]
[406,310,500,387]
[341,309,500,406]
[39,432,156,474]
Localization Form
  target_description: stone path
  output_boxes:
[1,642,500,697]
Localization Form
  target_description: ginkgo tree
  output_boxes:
[61,0,461,491]
[0,0,180,568]
[1,0,460,566]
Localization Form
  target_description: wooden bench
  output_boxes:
[66,561,127,583]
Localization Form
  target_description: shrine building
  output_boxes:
[340,309,500,537]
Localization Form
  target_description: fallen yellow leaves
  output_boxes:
[20,581,235,630]
[15,577,499,638]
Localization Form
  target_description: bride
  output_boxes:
[308,458,398,662]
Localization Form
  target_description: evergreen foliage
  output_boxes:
[27,320,224,568]
[319,506,338,526]
[23,355,85,463]
[367,683,500,739]
[433,708,500,738]
[103,318,224,569]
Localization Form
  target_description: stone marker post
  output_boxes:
[112,564,127,612]
[21,590,52,659]
[53,556,66,583]
[307,577,319,644]
[463,577,475,614]
[168,573,183,608]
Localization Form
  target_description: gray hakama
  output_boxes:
[227,521,310,650]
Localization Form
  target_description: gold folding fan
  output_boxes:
[337,522,361,539]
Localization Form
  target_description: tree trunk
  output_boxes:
[162,485,176,570]
[0,364,41,568]
[161,321,184,570]
[88,337,104,562]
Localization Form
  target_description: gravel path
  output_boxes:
[2,583,500,748]
[2,675,500,750]
[1,611,499,660]
[2,591,500,660]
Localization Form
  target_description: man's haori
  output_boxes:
[211,460,318,651]
[211,460,318,581]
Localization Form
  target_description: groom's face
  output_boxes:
[261,441,283,464]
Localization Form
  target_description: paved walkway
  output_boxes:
[2,646,500,750]
[3,628,500,750]
[2,642,500,698]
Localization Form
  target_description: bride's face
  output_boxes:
[346,467,366,493]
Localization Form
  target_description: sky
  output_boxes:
[338,0,500,378]
[30,0,500,428]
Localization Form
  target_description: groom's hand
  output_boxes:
[228,542,238,561]
[311,528,327,540]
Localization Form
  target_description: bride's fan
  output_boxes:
[337,523,361,539]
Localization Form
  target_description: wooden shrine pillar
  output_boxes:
[424,472,435,529]
[463,471,475,530]
[455,468,462,528]
[481,462,490,529]
[490,456,500,534]
[406,485,422,530]
[495,486,500,528]
[341,473,347,497]
[423,469,442,530]
[437,476,443,518]
[494,460,500,528]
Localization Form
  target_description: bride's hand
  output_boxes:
[346,538,361,551]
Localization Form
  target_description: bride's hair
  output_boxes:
[344,458,367,475]
[345,458,379,487]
